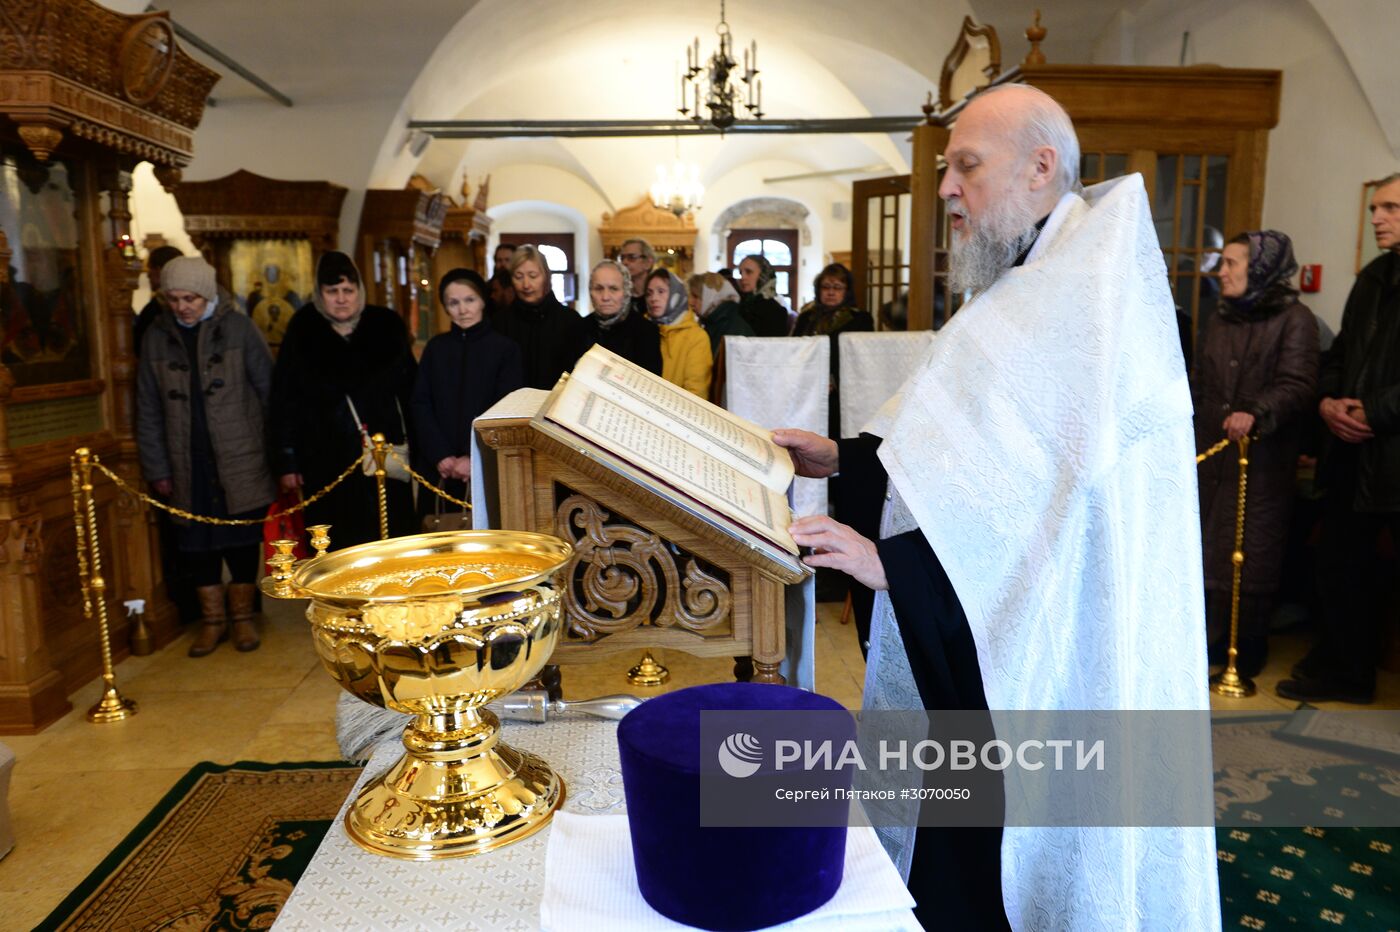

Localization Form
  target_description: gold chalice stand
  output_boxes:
[263,529,573,859]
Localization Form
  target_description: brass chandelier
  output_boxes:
[678,0,762,131]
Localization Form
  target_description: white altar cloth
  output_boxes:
[275,718,916,931]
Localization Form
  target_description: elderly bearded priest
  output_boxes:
[775,85,1219,930]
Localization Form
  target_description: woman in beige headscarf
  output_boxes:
[644,268,711,398]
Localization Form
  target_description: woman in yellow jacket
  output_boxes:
[644,268,711,398]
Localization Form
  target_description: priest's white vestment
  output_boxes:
[864,174,1221,930]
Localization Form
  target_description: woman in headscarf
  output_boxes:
[493,244,590,390]
[687,270,752,356]
[135,256,275,656]
[585,259,662,373]
[1191,230,1318,676]
[735,254,791,337]
[410,268,523,510]
[270,251,417,549]
[644,267,711,398]
[794,262,873,438]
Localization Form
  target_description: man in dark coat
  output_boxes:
[1279,173,1400,704]
[618,238,655,320]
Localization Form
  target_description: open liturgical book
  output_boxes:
[533,345,808,577]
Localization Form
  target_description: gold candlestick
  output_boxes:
[307,524,332,557]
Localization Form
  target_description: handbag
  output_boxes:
[421,491,472,533]
[264,492,308,560]
[346,395,411,482]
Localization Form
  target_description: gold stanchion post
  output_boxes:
[371,432,389,540]
[1211,436,1255,698]
[73,448,138,723]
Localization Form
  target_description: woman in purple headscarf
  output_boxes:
[1191,230,1319,676]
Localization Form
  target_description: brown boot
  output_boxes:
[189,585,227,657]
[228,582,260,652]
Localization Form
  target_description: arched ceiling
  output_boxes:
[365,0,977,206]
[124,0,1398,204]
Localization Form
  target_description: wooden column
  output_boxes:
[907,120,946,333]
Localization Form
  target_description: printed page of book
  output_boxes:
[542,376,797,555]
[570,346,794,493]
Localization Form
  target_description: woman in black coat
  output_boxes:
[1192,230,1318,675]
[492,244,591,389]
[270,251,418,549]
[411,268,524,508]
[582,259,662,373]
[736,254,792,337]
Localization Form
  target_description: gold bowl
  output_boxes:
[262,529,573,859]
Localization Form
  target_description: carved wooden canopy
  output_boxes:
[441,176,491,242]
[939,16,1002,110]
[359,189,449,249]
[599,196,698,253]
[0,0,218,169]
[172,169,348,247]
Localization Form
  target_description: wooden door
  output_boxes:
[852,176,911,329]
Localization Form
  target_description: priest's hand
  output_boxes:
[790,515,888,591]
[1319,397,1374,443]
[1222,411,1255,442]
[772,429,839,478]
[279,472,303,494]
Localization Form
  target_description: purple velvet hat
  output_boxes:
[617,682,854,931]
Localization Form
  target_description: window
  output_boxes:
[727,229,799,308]
[499,232,577,305]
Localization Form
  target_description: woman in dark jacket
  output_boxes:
[735,254,792,337]
[1192,230,1318,675]
[411,268,524,508]
[492,244,591,389]
[793,262,873,438]
[583,259,662,373]
[270,251,417,549]
[135,256,275,656]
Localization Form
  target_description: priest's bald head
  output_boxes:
[940,84,1080,294]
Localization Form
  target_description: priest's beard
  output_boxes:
[946,191,1042,295]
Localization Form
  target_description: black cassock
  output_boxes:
[836,435,1010,931]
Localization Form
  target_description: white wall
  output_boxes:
[1125,0,1399,328]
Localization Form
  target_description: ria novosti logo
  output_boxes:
[717,732,763,778]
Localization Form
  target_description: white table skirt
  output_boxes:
[275,718,916,931]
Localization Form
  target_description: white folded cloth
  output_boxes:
[540,812,919,931]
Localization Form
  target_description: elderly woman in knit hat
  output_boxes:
[1191,229,1318,677]
[135,256,276,657]
[269,251,417,549]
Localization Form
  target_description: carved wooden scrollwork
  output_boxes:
[556,492,731,639]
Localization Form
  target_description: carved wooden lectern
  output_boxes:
[476,414,806,685]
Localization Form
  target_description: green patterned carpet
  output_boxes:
[36,761,360,932]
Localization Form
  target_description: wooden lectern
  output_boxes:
[476,404,807,685]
